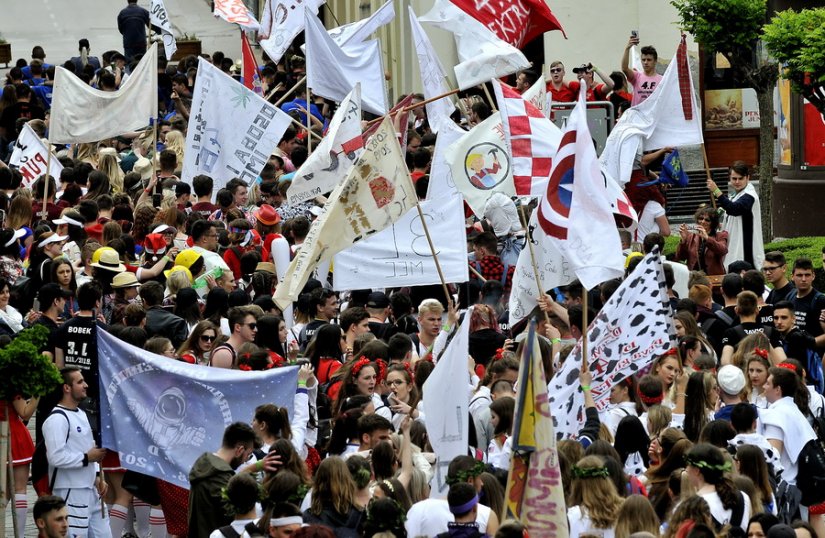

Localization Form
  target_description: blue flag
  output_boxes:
[98,331,298,488]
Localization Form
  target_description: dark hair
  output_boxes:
[371,441,397,481]
[683,371,714,442]
[685,443,740,510]
[742,269,765,296]
[225,473,260,515]
[721,273,743,298]
[204,287,229,323]
[472,231,498,254]
[730,160,750,177]
[447,482,478,517]
[387,333,413,361]
[138,280,164,307]
[773,300,795,315]
[192,175,213,197]
[764,251,786,266]
[357,414,392,438]
[730,402,757,433]
[33,495,66,521]
[228,306,256,333]
[793,257,814,273]
[699,419,735,448]
[339,307,369,333]
[221,421,257,449]
[190,219,216,242]
[306,323,344,372]
[640,45,658,60]
[613,415,650,468]
[643,233,665,254]
[255,315,286,358]
[489,396,514,437]
[769,365,800,400]
[76,281,102,311]
[60,365,82,385]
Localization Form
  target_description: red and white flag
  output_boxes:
[362,94,415,151]
[450,0,565,47]
[539,85,624,290]
[241,33,262,96]
[213,0,259,30]
[493,80,562,196]
[419,0,530,90]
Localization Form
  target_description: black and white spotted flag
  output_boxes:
[547,249,676,439]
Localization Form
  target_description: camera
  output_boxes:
[572,63,593,74]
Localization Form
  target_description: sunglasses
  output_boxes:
[200,334,216,342]
[550,68,563,73]
[245,323,258,330]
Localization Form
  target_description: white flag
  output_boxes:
[213,0,260,30]
[548,251,676,439]
[538,86,625,290]
[50,44,158,144]
[333,194,468,290]
[287,85,364,204]
[150,0,177,61]
[10,124,64,188]
[304,9,387,116]
[329,0,395,48]
[600,36,703,185]
[425,116,465,200]
[423,309,470,498]
[259,0,324,63]
[419,0,529,90]
[181,59,292,189]
[273,117,417,309]
[409,6,454,130]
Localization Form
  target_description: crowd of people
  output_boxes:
[0,3,820,538]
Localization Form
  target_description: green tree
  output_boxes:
[672,0,777,239]
[763,8,825,115]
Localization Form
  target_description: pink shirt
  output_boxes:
[628,69,663,106]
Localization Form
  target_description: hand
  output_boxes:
[87,447,107,462]
[707,179,718,192]
[258,451,282,473]
[96,476,108,497]
[538,294,554,313]
[26,310,41,324]
[171,90,179,100]
[679,224,689,241]
[167,247,180,260]
[205,275,217,290]
[390,398,413,416]
[503,338,515,351]
[545,323,561,341]
[468,355,476,376]
[447,302,458,328]
[676,369,690,390]
[662,146,675,154]
[697,226,709,240]
[297,363,313,383]
[401,415,412,433]
[628,35,640,48]
[579,366,593,387]
[287,341,299,361]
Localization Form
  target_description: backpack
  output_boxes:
[781,337,825,395]
[31,409,69,496]
[795,438,825,506]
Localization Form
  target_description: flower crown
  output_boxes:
[571,465,610,479]
[683,454,732,472]
[777,362,798,372]
[351,357,372,377]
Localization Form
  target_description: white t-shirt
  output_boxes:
[699,490,751,531]
[636,200,666,241]
[208,518,258,538]
[405,499,491,538]
[567,505,615,538]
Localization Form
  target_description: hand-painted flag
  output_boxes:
[241,32,263,96]
[361,94,415,150]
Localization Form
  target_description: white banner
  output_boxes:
[328,0,395,49]
[151,0,177,61]
[547,251,676,439]
[425,116,464,200]
[423,308,470,498]
[333,194,468,290]
[409,6,454,130]
[182,59,292,188]
[50,44,157,144]
[10,124,63,188]
[98,331,298,488]
[259,0,324,63]
[213,0,260,31]
[287,85,364,205]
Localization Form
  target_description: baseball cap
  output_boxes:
[717,364,746,395]
[174,249,203,270]
[37,283,72,306]
[366,291,390,309]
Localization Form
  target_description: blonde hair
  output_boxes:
[74,142,99,165]
[167,270,192,296]
[310,457,356,517]
[569,455,624,529]
[418,298,444,318]
[7,191,33,230]
[646,405,672,437]
[98,150,125,194]
[164,130,185,167]
[614,495,659,538]
[731,332,770,371]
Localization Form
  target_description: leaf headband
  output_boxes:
[445,460,486,486]
[571,465,610,479]
[683,454,732,473]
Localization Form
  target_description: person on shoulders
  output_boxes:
[621,34,663,106]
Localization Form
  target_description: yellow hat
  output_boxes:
[624,251,644,269]
[164,265,193,282]
[91,246,118,265]
[174,249,202,270]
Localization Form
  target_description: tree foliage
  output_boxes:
[0,325,62,401]
[763,8,825,113]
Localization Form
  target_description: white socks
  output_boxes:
[14,494,27,538]
[149,507,167,538]
[109,504,129,537]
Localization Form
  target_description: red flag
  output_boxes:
[450,0,566,47]
[361,94,416,151]
[241,32,263,96]
[677,34,693,120]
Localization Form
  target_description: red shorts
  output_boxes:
[11,416,34,467]
[102,451,125,472]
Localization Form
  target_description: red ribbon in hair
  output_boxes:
[777,362,797,372]
[238,364,252,371]
[662,348,678,356]
[493,348,504,361]
[403,361,415,384]
[375,359,388,384]
[637,385,664,406]
[753,348,769,360]
[351,357,372,377]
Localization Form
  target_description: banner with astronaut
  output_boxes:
[97,331,298,488]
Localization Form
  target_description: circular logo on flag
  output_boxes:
[547,154,575,217]
[463,143,510,190]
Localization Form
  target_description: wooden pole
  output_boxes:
[701,143,717,210]
[482,83,498,112]
[364,88,462,127]
[415,201,452,309]
[41,150,51,220]
[581,289,590,372]
[468,264,487,282]
[274,75,308,107]
[306,86,313,153]
[518,208,551,326]
[288,116,321,141]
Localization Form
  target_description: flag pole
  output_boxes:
[415,200,453,309]
[581,289,589,373]
[274,75,308,107]
[306,85,313,153]
[482,83,498,112]
[41,148,51,221]
[518,208,551,326]
[701,143,717,209]
[363,88,461,127]
[468,264,487,282]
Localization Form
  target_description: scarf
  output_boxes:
[0,305,24,333]
[760,396,816,463]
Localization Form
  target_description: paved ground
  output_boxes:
[0,0,243,74]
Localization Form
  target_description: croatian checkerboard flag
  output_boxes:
[538,84,625,290]
[492,81,562,196]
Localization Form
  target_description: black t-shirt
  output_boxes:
[299,319,328,350]
[789,289,825,338]
[34,315,60,356]
[721,322,781,349]
[766,281,795,306]
[779,327,817,364]
[0,101,45,139]
[54,316,105,402]
[757,303,775,327]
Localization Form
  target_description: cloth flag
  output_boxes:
[49,44,157,144]
[423,308,470,498]
[241,33,263,96]
[213,0,260,31]
[259,0,324,63]
[419,0,530,90]
[547,249,676,439]
[304,9,387,116]
[538,85,624,290]
[273,117,417,310]
[333,194,468,289]
[599,35,703,186]
[328,0,395,49]
[503,323,568,536]
[150,0,177,61]
[10,124,63,188]
[425,116,465,200]
[450,0,566,47]
[181,59,292,189]
[493,80,562,196]
[287,85,364,204]
[97,330,298,488]
[361,94,414,150]
[409,7,455,130]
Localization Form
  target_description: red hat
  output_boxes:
[254,204,281,226]
[85,223,104,241]
[144,233,168,256]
